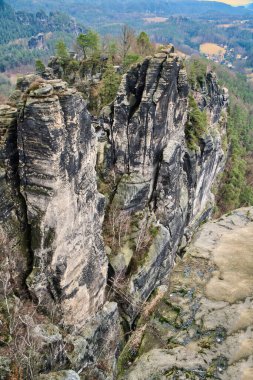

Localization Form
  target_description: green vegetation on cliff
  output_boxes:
[49,29,154,113]
[186,57,253,213]
[0,1,84,72]
[215,68,253,212]
[100,62,121,107]
[185,94,207,150]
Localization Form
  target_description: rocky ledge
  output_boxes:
[120,207,253,380]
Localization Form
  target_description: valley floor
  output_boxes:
[121,208,253,380]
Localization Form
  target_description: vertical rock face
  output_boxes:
[110,53,188,179]
[99,50,228,320]
[1,80,108,327]
[0,49,229,378]
[0,104,31,297]
[17,81,108,325]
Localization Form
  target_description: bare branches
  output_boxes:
[119,25,136,60]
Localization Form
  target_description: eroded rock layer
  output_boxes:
[99,50,228,321]
[1,79,108,326]
[120,207,253,380]
[0,48,229,379]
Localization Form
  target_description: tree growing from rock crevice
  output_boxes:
[76,30,100,59]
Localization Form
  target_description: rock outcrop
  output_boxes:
[0,104,31,297]
[0,79,119,378]
[3,79,106,327]
[120,207,253,380]
[0,48,229,378]
[17,79,108,326]
[28,33,45,50]
[99,50,228,322]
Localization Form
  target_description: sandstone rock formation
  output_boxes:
[0,48,229,378]
[120,207,253,380]
[0,104,31,297]
[99,50,228,322]
[0,78,119,379]
[28,33,45,50]
[3,78,108,325]
[18,79,108,326]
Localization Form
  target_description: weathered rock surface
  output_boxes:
[0,49,230,378]
[0,80,119,378]
[121,207,253,380]
[0,104,31,297]
[15,79,108,326]
[38,370,80,380]
[65,301,121,379]
[99,51,228,322]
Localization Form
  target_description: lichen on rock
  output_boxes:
[99,49,228,323]
[0,47,230,378]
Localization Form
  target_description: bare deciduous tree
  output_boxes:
[120,25,136,60]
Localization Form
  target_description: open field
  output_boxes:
[200,43,226,57]
[205,0,253,5]
[247,73,253,84]
[143,17,168,23]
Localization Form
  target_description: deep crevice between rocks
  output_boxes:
[9,108,34,299]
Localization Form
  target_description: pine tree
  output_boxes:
[55,40,69,60]
[35,59,45,75]
[100,63,121,107]
[137,31,152,56]
[76,30,100,59]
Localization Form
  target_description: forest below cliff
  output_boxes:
[1,0,253,75]
[0,1,84,72]
[10,0,253,72]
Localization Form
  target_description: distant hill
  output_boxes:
[11,0,252,24]
[4,0,253,74]
[0,0,84,71]
[0,1,84,44]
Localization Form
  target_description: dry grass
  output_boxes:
[200,43,226,57]
[210,0,252,5]
[247,73,253,84]
[217,24,234,28]
[143,17,168,23]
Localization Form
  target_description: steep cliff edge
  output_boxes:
[0,48,228,379]
[120,207,253,380]
[99,49,228,323]
[0,79,120,379]
[2,79,108,325]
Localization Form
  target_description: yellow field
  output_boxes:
[205,0,252,5]
[218,23,234,28]
[247,73,253,83]
[200,43,226,57]
[143,17,168,23]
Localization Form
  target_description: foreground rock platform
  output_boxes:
[121,207,253,380]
